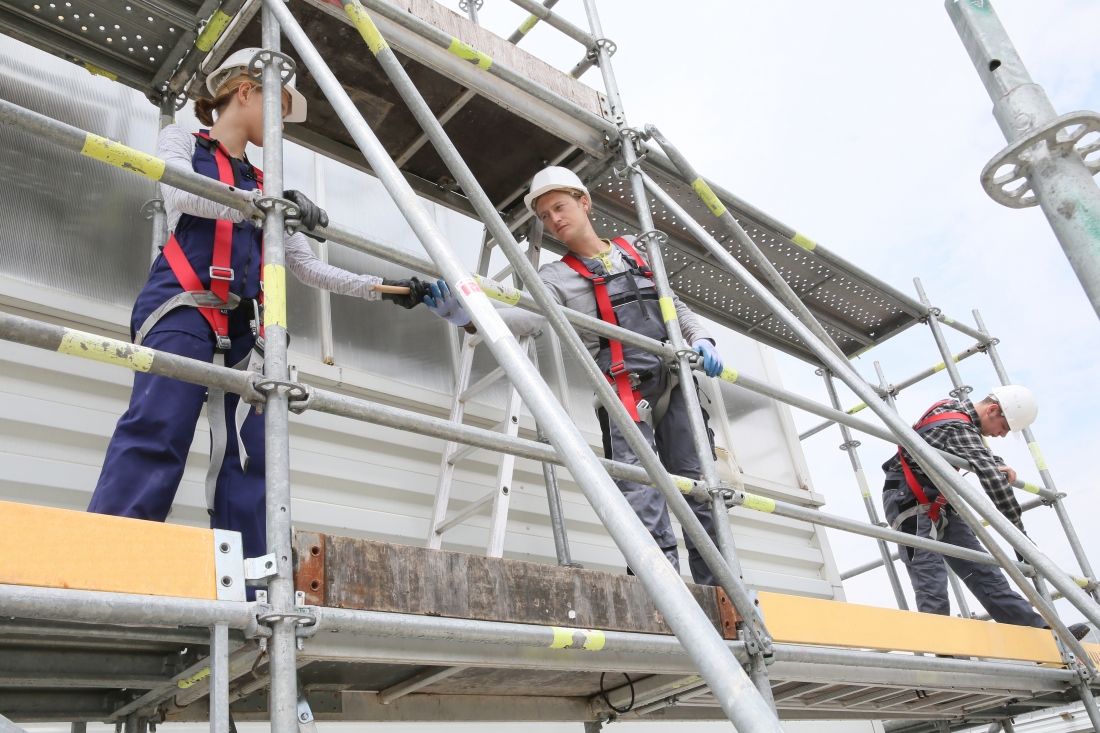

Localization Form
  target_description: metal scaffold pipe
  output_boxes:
[646,124,847,363]
[258,12,298,733]
[800,342,986,441]
[580,0,774,709]
[947,0,1100,320]
[973,309,1100,600]
[329,0,773,661]
[636,168,1100,661]
[265,2,780,728]
[822,371,909,610]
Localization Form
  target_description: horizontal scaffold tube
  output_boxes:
[0,310,706,500]
[0,98,255,215]
[731,491,1035,576]
[0,585,257,629]
[309,606,1078,685]
[2,309,1062,584]
[799,341,987,440]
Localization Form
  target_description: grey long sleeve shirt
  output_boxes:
[496,235,711,358]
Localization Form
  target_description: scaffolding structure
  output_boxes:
[0,0,1099,731]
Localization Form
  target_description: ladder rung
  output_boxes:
[447,418,508,465]
[459,366,505,403]
[434,489,497,536]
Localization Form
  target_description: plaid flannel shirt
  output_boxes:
[882,398,1024,529]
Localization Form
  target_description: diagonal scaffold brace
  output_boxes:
[576,0,774,707]
[635,166,1100,679]
[264,0,784,728]
[320,0,775,661]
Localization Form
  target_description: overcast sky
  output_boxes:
[429,0,1100,624]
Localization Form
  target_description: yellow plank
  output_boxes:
[758,591,1062,664]
[0,501,217,599]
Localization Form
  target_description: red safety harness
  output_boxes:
[561,237,652,422]
[161,132,264,348]
[897,400,972,523]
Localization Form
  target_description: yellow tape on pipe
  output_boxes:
[195,9,232,52]
[82,62,117,81]
[263,264,287,329]
[741,493,776,513]
[344,1,388,54]
[791,232,817,251]
[719,367,739,383]
[448,38,493,70]
[690,177,726,217]
[659,296,677,323]
[1028,442,1048,472]
[518,14,539,34]
[81,133,165,180]
[58,331,154,372]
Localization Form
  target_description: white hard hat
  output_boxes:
[989,384,1038,436]
[205,47,307,123]
[524,166,589,215]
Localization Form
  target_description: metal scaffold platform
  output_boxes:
[1,0,1100,731]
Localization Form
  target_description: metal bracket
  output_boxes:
[981,110,1100,208]
[252,376,310,401]
[296,682,318,733]
[586,37,617,63]
[140,198,165,220]
[458,0,483,10]
[839,440,861,451]
[949,385,973,399]
[635,229,668,253]
[257,609,318,635]
[213,529,246,602]
[243,553,278,585]
[244,604,274,640]
[247,49,298,86]
[287,383,315,414]
[254,196,301,220]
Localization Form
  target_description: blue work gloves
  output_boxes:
[424,280,472,327]
[692,338,724,378]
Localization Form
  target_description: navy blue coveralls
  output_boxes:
[88,132,267,562]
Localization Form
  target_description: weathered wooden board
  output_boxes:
[294,531,738,638]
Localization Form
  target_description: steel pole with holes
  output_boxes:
[821,370,909,610]
[265,3,780,728]
[323,0,774,658]
[947,0,1100,320]
[973,309,1100,601]
[579,0,775,711]
[637,169,1100,664]
[911,278,976,618]
[258,13,298,733]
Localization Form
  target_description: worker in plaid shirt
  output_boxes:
[881,386,1089,638]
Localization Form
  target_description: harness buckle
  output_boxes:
[215,335,232,351]
[209,266,235,282]
[608,360,628,377]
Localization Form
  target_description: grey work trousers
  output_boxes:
[598,370,719,586]
[883,482,1046,627]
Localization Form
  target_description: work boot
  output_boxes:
[1069,623,1091,641]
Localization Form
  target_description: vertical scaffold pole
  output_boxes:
[946,0,1100,321]
[321,0,774,658]
[913,278,976,618]
[973,309,1100,602]
[146,94,177,265]
[821,370,909,610]
[1031,575,1100,730]
[266,3,783,729]
[209,624,229,733]
[635,168,1100,657]
[258,8,298,733]
[578,0,773,707]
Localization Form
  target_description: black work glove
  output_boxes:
[381,276,430,309]
[284,189,329,242]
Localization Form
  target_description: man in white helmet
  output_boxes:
[424,166,726,585]
[881,386,1089,638]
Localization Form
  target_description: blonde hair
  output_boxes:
[194,73,259,126]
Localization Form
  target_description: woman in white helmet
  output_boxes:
[88,48,428,571]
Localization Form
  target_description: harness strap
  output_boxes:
[205,347,264,513]
[897,401,972,524]
[562,237,646,421]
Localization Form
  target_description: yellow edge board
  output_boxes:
[758,591,1062,663]
[0,500,218,600]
